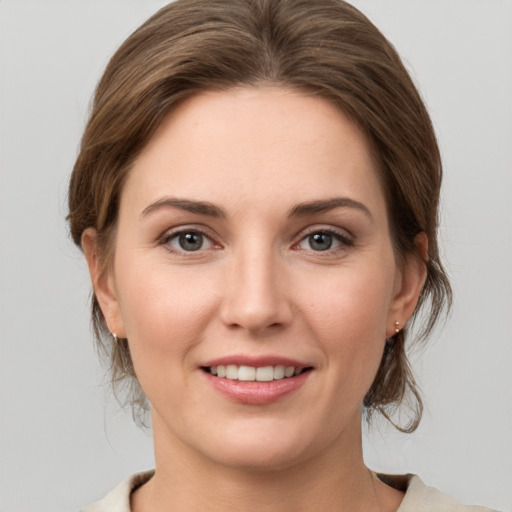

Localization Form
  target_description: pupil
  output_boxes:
[310,233,332,251]
[179,232,203,251]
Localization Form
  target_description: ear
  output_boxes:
[81,228,127,338]
[387,232,428,337]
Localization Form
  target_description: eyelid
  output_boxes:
[158,225,222,253]
[156,223,354,255]
[292,225,355,252]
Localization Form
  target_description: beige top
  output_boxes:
[81,471,497,512]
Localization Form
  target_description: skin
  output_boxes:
[83,88,426,511]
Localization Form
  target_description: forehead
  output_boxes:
[123,87,386,219]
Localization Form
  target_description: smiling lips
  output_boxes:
[201,358,312,405]
[206,364,305,381]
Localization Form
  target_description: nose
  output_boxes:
[219,245,293,333]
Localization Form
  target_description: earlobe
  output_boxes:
[387,233,428,337]
[81,228,126,338]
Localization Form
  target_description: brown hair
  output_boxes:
[68,0,451,431]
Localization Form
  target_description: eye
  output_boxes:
[296,230,351,252]
[165,230,213,252]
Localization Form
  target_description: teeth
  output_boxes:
[256,366,274,382]
[226,365,238,379]
[273,365,285,379]
[209,364,303,382]
[238,365,256,381]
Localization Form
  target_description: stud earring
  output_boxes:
[112,332,118,343]
[394,321,401,334]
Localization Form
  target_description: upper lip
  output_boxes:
[201,355,312,369]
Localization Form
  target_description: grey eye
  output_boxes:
[168,231,212,252]
[297,231,344,252]
[180,232,203,251]
[308,232,333,251]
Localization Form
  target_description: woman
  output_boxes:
[67,0,495,510]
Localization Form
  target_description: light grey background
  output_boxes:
[1,1,511,511]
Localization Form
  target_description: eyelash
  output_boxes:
[158,226,354,255]
[159,226,219,255]
[293,227,354,255]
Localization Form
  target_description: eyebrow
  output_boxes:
[141,196,372,221]
[141,197,226,219]
[287,197,373,221]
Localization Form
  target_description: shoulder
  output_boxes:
[383,474,499,512]
[81,471,498,512]
[80,470,154,512]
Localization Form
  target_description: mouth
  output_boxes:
[201,364,313,382]
[200,359,313,404]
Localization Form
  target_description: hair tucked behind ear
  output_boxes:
[68,0,451,430]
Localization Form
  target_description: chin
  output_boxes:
[207,437,310,473]
[196,416,336,473]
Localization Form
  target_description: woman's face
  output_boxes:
[89,88,422,471]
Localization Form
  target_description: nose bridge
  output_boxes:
[221,237,291,332]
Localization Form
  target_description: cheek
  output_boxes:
[113,264,224,414]
[302,263,394,338]
[297,257,394,379]
[113,259,219,365]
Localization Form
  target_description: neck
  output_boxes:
[132,411,403,512]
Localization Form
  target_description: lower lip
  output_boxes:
[202,370,311,405]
